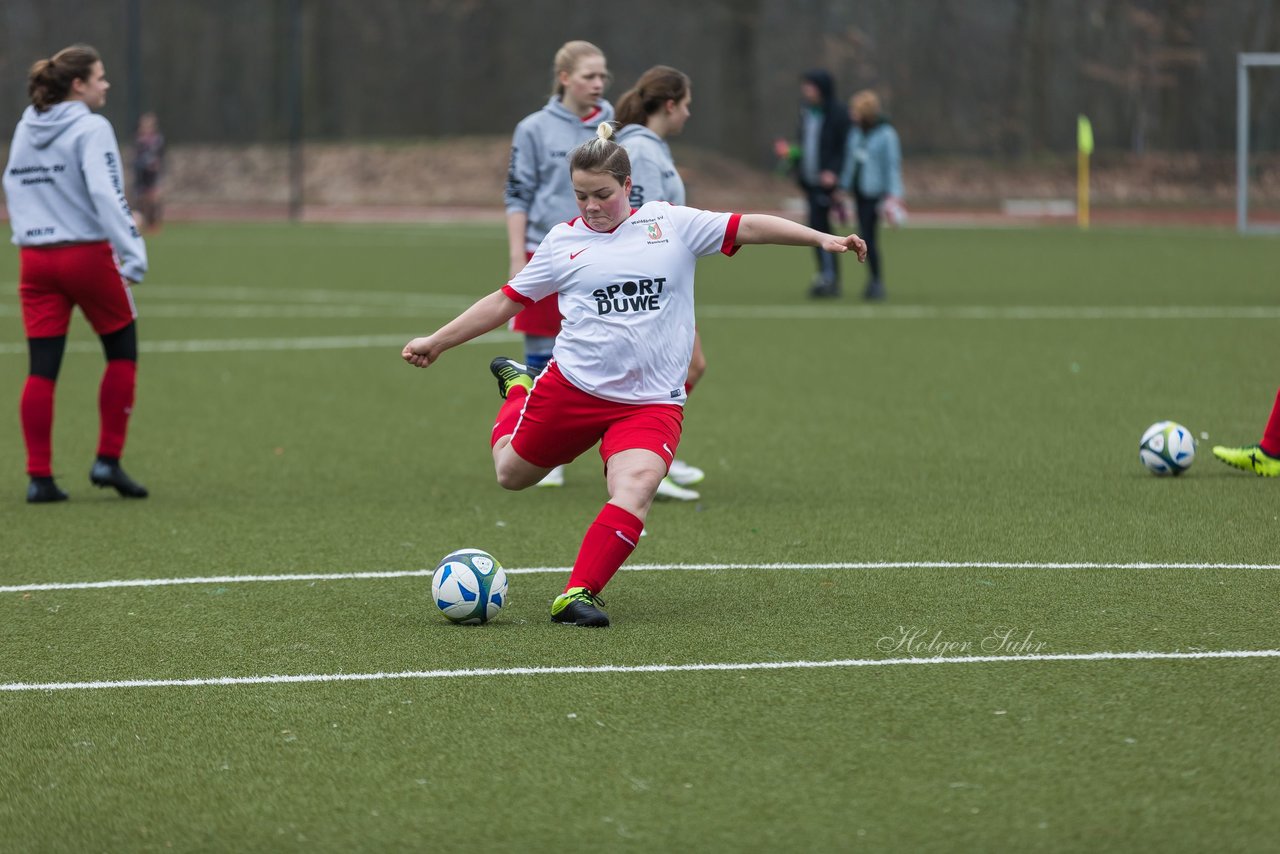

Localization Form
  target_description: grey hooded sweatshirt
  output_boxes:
[504,96,615,251]
[3,101,146,282]
[616,124,685,207]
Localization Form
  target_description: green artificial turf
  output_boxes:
[1,222,1277,852]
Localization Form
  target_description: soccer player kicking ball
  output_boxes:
[1212,387,1280,477]
[403,122,867,627]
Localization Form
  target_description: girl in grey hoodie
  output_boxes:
[503,40,614,488]
[3,44,149,503]
[615,65,706,503]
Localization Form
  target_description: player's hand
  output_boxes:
[402,336,440,368]
[820,233,868,262]
[773,138,791,160]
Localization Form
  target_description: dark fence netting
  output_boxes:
[3,0,1279,213]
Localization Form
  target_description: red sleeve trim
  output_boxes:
[501,284,535,307]
[720,213,743,256]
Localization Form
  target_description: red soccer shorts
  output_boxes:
[509,361,684,470]
[509,250,563,337]
[19,241,136,338]
[509,294,562,337]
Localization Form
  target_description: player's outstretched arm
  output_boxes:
[403,290,524,368]
[735,213,868,262]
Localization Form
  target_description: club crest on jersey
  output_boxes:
[646,222,663,241]
[592,277,666,315]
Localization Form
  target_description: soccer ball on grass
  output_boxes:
[431,548,508,624]
[1139,421,1195,476]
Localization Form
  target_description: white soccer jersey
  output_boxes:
[502,201,741,405]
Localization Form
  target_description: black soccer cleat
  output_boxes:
[550,587,610,627]
[808,274,842,299]
[489,357,536,400]
[90,459,149,498]
[27,476,69,504]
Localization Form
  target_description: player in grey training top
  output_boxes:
[614,66,706,502]
[502,40,614,490]
[5,44,149,503]
[502,40,614,364]
[505,93,617,254]
[614,66,691,209]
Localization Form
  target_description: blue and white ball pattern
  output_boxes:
[1139,421,1196,476]
[431,548,508,624]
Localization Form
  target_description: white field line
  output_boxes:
[3,649,1277,693]
[3,561,1277,594]
[137,284,474,307]
[0,283,476,307]
[0,330,518,356]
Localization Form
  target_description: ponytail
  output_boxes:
[28,44,100,111]
[615,65,690,128]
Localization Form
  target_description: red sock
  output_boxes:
[1261,387,1280,458]
[490,386,528,448]
[21,375,56,477]
[97,359,137,459]
[565,503,644,595]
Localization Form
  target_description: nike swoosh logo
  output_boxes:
[570,247,589,260]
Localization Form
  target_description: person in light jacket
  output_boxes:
[503,39,614,488]
[615,65,706,503]
[839,90,903,301]
[3,44,149,503]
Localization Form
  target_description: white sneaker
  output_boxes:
[667,459,705,487]
[655,476,699,502]
[536,465,565,487]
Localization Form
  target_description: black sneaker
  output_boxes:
[550,587,610,627]
[27,476,68,504]
[808,275,842,299]
[90,459,149,498]
[489,357,536,399]
[863,279,886,301]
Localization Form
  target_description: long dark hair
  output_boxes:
[615,65,690,128]
[28,44,101,111]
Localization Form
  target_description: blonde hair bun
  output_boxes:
[596,121,615,142]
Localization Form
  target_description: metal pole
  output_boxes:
[287,0,304,221]
[1238,54,1280,234]
[126,0,142,136]
[1237,54,1248,233]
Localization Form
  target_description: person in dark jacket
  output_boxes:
[774,69,850,298]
